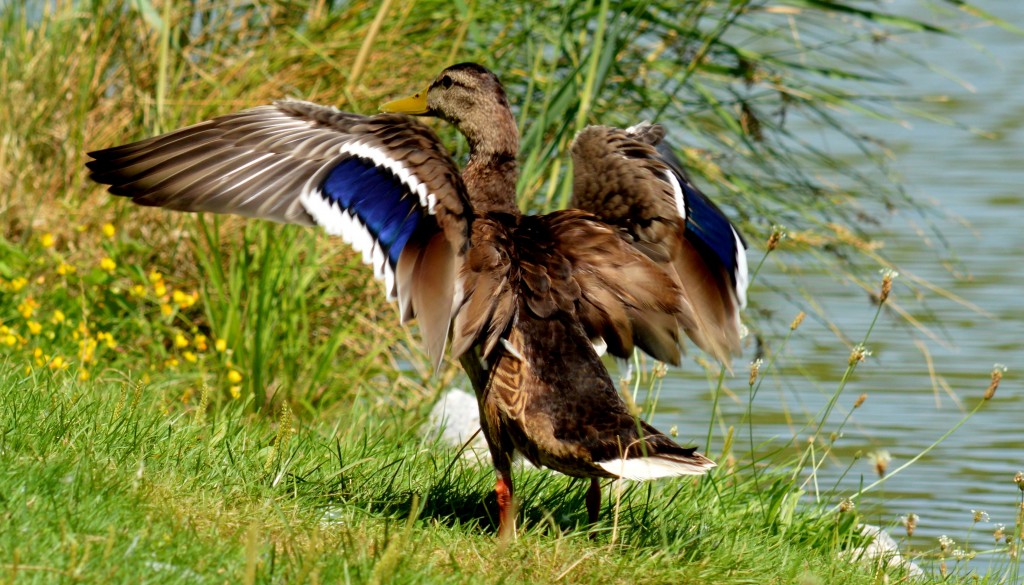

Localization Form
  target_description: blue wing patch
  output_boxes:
[681,177,744,282]
[321,156,420,266]
[654,140,746,289]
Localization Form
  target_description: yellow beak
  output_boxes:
[379,86,430,114]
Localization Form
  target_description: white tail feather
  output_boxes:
[597,455,716,481]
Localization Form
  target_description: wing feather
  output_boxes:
[570,123,747,366]
[87,100,473,369]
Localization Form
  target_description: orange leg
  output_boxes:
[586,478,601,524]
[495,471,516,541]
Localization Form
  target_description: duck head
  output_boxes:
[380,62,518,158]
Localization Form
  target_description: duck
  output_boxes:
[86,62,748,538]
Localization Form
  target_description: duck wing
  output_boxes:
[87,100,472,367]
[450,209,689,366]
[570,123,747,366]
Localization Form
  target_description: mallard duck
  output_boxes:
[86,62,747,537]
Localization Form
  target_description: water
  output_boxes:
[655,1,1023,568]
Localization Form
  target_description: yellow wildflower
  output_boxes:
[3,334,16,346]
[17,298,39,319]
[79,338,97,363]
[10,277,27,292]
[100,257,117,273]
[97,332,116,349]
[227,370,243,384]
[27,321,42,335]
[154,281,167,297]
[51,310,66,325]
[174,333,189,348]
[160,304,173,317]
[194,334,208,352]
[172,289,197,308]
[183,351,197,363]
[102,223,116,238]
[165,358,179,369]
[79,370,90,381]
[40,233,55,248]
[49,356,65,370]
[56,262,76,276]
[148,270,163,284]
[215,338,227,353]
[130,284,146,297]
[229,386,242,400]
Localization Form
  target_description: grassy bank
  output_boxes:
[1,0,1021,583]
[0,365,915,584]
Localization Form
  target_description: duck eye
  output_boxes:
[440,76,453,89]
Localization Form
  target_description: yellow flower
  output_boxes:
[79,338,96,363]
[40,233,55,248]
[227,369,243,384]
[165,358,179,369]
[160,304,173,316]
[215,338,227,353]
[3,334,16,346]
[49,356,65,370]
[17,298,39,319]
[56,262,76,276]
[154,281,167,297]
[10,277,27,292]
[148,270,163,284]
[102,223,116,238]
[97,332,116,349]
[183,351,197,363]
[27,321,41,335]
[51,310,65,325]
[79,370,90,381]
[194,334,208,352]
[174,333,189,349]
[229,386,242,400]
[100,257,117,273]
[172,289,197,308]
[130,284,146,297]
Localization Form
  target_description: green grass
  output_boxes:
[0,365,919,584]
[1,0,1022,583]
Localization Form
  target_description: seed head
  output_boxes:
[1014,471,1024,492]
[838,498,855,513]
[853,393,867,408]
[972,509,990,523]
[848,344,871,366]
[766,225,786,251]
[938,534,954,553]
[869,450,891,478]
[878,269,898,304]
[994,524,1006,543]
[984,364,1006,400]
[748,358,763,386]
[790,311,806,331]
[902,513,919,537]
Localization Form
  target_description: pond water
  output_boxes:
[654,1,1022,570]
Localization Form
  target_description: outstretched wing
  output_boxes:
[570,123,747,366]
[87,100,472,367]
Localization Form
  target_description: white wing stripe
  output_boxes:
[664,170,687,220]
[732,228,749,308]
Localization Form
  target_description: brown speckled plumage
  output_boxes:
[86,62,743,537]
